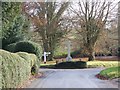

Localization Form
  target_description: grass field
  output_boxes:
[99,67,120,79]
[87,61,119,68]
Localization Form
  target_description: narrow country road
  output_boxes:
[28,68,118,88]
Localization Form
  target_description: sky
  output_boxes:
[1,0,120,3]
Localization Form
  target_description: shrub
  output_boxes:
[55,61,87,69]
[14,41,42,60]
[118,46,120,57]
[71,49,81,58]
[0,55,2,88]
[17,52,39,74]
[2,15,24,49]
[4,43,17,52]
[0,49,39,88]
[71,49,89,58]
[54,52,67,59]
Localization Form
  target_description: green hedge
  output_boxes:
[55,61,87,69]
[14,41,42,60]
[0,49,39,88]
[17,52,39,74]
[4,43,17,52]
[0,55,2,88]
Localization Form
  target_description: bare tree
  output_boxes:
[70,0,115,61]
[22,1,70,60]
[118,1,120,57]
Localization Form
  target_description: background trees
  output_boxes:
[118,1,120,57]
[70,0,116,60]
[22,1,70,60]
[2,1,118,61]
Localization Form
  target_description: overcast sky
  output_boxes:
[1,0,120,3]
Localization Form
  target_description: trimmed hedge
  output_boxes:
[55,61,87,69]
[4,43,16,52]
[0,49,39,88]
[17,52,39,74]
[14,41,42,60]
[0,55,2,88]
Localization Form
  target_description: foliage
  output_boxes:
[2,2,29,49]
[87,61,119,68]
[2,15,24,49]
[0,49,39,88]
[118,46,120,57]
[2,2,20,47]
[54,52,67,59]
[4,43,17,52]
[71,1,114,61]
[0,55,2,88]
[17,52,39,74]
[14,41,42,60]
[99,67,120,79]
[55,61,87,69]
[23,2,70,60]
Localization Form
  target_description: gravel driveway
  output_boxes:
[28,68,119,88]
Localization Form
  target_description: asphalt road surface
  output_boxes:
[28,68,119,88]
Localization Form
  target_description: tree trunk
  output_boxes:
[47,36,55,61]
[118,2,120,57]
[88,51,95,61]
[48,51,54,61]
[42,38,55,61]
[87,46,95,61]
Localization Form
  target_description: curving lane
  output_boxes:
[28,68,118,88]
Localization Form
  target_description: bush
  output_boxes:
[17,52,39,74]
[2,15,24,49]
[71,49,81,58]
[4,43,17,52]
[54,52,67,59]
[14,41,42,60]
[0,55,2,88]
[55,61,87,69]
[0,49,39,88]
[118,46,120,57]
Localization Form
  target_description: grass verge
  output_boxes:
[87,61,119,68]
[96,67,120,80]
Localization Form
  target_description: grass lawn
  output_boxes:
[40,60,119,68]
[87,61,119,68]
[99,66,120,79]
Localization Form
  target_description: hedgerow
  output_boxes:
[0,55,2,88]
[14,41,42,60]
[0,49,39,88]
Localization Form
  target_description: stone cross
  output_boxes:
[66,40,72,61]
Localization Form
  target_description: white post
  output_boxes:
[44,52,46,64]
[66,40,72,61]
[43,52,51,64]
